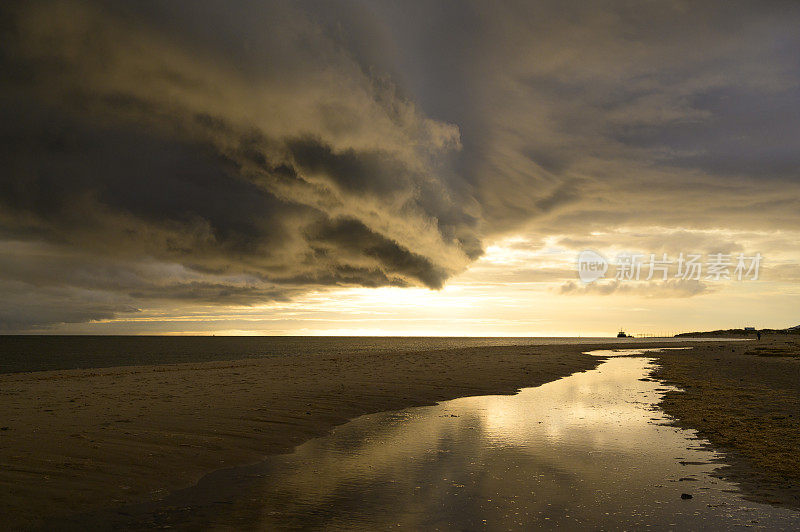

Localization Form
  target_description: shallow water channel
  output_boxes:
[85,348,799,530]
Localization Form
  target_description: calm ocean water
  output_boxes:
[0,336,717,374]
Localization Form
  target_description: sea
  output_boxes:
[0,335,728,374]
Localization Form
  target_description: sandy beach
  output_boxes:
[653,334,800,508]
[2,337,798,528]
[1,342,606,529]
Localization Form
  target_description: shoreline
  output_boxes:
[0,338,764,528]
[0,335,715,375]
[651,335,800,509]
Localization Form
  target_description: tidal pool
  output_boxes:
[85,349,799,530]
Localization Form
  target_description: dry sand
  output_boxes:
[652,334,800,508]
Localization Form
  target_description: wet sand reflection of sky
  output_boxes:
[109,350,800,530]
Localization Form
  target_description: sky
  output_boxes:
[1,0,799,336]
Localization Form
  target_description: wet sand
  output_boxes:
[2,342,615,529]
[3,337,790,528]
[652,334,800,508]
[50,352,800,530]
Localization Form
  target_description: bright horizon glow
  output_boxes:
[36,228,800,336]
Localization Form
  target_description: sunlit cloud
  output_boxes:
[1,0,799,334]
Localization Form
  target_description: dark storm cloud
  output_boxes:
[0,0,477,328]
[304,217,450,288]
[364,0,800,233]
[1,0,800,329]
[0,280,141,331]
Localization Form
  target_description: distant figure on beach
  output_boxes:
[757,331,761,341]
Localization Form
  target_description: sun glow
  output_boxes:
[47,229,800,336]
